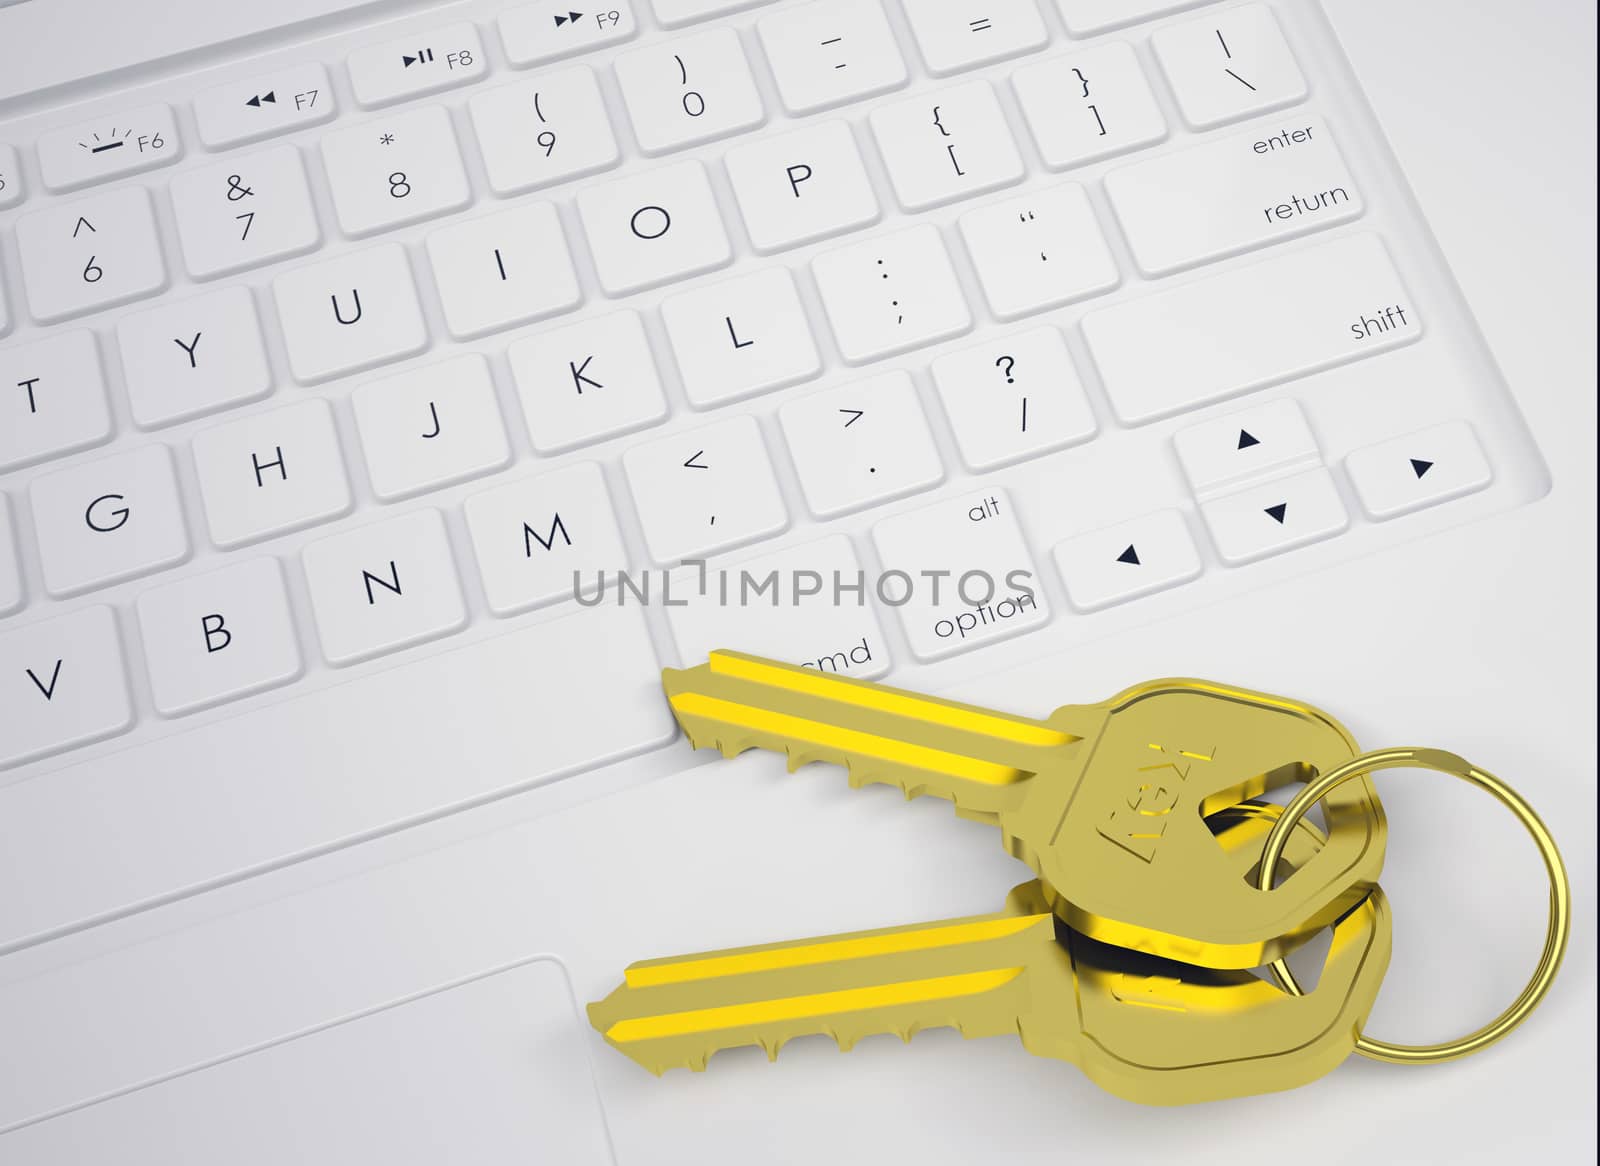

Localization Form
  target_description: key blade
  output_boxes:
[663,651,1083,818]
[587,898,1060,1075]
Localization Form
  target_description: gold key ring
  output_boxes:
[1257,747,1570,1065]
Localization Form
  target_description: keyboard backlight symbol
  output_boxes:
[79,128,133,154]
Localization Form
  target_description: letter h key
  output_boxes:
[662,651,1386,968]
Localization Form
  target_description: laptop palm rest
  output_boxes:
[3,957,615,1165]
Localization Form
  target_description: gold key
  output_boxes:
[664,650,1385,968]
[589,803,1393,1104]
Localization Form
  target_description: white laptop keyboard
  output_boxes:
[0,0,1545,949]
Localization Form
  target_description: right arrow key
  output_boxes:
[1345,420,1493,521]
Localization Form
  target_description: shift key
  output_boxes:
[1082,233,1421,425]
[872,489,1049,662]
[1105,116,1362,275]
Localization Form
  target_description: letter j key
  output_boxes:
[662,651,1386,968]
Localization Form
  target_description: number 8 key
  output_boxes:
[662,651,1386,969]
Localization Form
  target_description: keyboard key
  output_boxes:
[426,203,582,339]
[1345,420,1493,521]
[352,354,511,501]
[1154,5,1307,129]
[36,103,181,192]
[932,326,1097,471]
[665,534,890,678]
[1200,468,1349,565]
[758,0,908,114]
[1054,0,1215,35]
[616,27,765,154]
[17,187,167,322]
[870,80,1025,211]
[576,160,732,295]
[1052,510,1203,612]
[1174,398,1320,497]
[169,146,322,279]
[1081,234,1421,424]
[499,2,638,67]
[302,508,466,666]
[135,558,303,717]
[0,495,21,616]
[623,415,788,563]
[0,331,113,472]
[725,120,881,253]
[272,243,428,383]
[0,606,133,770]
[193,63,336,149]
[662,267,821,408]
[192,399,353,548]
[779,370,944,518]
[958,184,1120,320]
[464,462,629,616]
[902,0,1048,76]
[115,286,272,429]
[812,224,972,363]
[653,0,772,25]
[321,106,471,237]
[347,23,485,108]
[508,310,668,453]
[1106,117,1361,276]
[1012,43,1168,171]
[468,69,621,196]
[30,445,190,597]
[871,488,1048,661]
[0,142,22,209]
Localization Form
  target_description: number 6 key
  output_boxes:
[663,651,1385,968]
[589,802,1393,1104]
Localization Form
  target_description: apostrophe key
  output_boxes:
[590,805,1392,1104]
[662,650,1385,968]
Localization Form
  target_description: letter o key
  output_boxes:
[630,205,672,240]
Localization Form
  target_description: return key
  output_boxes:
[1105,117,1362,276]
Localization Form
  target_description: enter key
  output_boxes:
[1105,115,1363,275]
